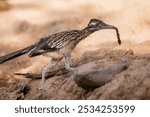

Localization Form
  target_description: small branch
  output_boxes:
[15,67,68,79]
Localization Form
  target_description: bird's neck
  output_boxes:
[70,27,99,48]
[79,27,99,39]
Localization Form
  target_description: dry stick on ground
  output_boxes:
[15,67,67,79]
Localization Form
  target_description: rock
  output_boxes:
[73,60,129,90]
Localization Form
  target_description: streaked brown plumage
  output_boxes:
[0,19,121,93]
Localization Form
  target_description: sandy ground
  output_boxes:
[0,0,150,99]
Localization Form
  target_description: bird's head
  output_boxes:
[87,19,121,44]
[87,19,116,30]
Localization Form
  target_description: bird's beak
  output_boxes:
[101,23,117,30]
[101,23,122,45]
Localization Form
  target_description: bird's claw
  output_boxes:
[38,87,46,95]
[66,67,75,71]
[69,67,75,71]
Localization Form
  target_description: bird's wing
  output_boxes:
[47,30,80,49]
[28,30,80,57]
[28,36,53,57]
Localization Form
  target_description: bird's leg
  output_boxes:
[39,60,59,94]
[64,56,70,70]
[64,54,75,71]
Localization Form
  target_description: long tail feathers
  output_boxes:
[0,45,35,64]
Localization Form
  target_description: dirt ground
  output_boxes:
[0,0,150,100]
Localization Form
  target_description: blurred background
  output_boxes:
[0,0,150,99]
[1,0,150,49]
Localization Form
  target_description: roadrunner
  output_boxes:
[0,19,121,92]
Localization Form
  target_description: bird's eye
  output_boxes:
[90,22,97,26]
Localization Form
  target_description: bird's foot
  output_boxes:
[38,87,46,95]
[69,67,75,71]
[66,67,75,71]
